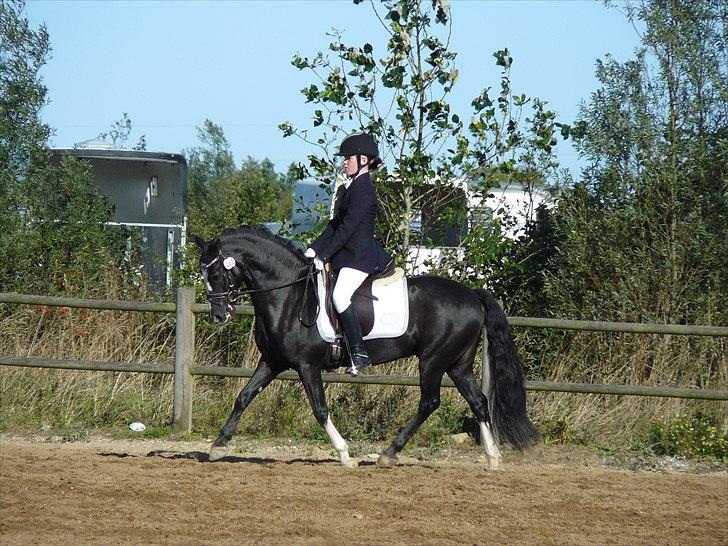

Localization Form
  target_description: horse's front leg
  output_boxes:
[209,358,278,462]
[298,364,355,468]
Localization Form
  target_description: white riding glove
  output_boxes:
[305,248,324,271]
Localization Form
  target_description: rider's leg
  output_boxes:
[333,267,370,375]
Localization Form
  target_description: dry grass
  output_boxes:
[1,305,176,433]
[1,304,726,452]
[520,329,728,446]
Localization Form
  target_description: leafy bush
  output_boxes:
[542,417,577,445]
[415,394,471,447]
[650,414,728,461]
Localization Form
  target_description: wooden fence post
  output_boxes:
[173,286,195,434]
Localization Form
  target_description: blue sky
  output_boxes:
[25,0,642,176]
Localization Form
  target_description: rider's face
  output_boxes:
[343,155,368,177]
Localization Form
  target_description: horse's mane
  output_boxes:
[221,224,306,263]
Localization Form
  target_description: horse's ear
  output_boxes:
[211,237,221,252]
[193,235,206,251]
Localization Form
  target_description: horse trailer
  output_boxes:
[52,139,188,290]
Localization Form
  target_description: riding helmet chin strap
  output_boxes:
[351,155,369,179]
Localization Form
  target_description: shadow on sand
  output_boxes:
[144,449,350,466]
[99,450,396,467]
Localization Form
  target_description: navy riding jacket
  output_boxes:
[310,172,383,273]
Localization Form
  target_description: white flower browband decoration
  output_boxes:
[223,257,236,270]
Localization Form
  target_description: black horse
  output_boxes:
[195,226,539,468]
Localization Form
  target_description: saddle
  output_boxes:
[316,261,408,371]
[323,260,402,338]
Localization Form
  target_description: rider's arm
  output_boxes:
[310,181,375,262]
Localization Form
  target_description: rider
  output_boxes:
[305,132,391,375]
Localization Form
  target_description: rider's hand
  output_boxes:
[304,247,324,270]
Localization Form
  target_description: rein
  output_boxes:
[202,256,319,326]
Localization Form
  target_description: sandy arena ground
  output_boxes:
[1,435,726,545]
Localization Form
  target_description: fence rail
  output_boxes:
[2,292,725,336]
[2,355,726,402]
[2,290,727,433]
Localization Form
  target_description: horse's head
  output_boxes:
[194,235,241,324]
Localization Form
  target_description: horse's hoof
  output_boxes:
[377,453,398,468]
[208,445,228,462]
[341,458,358,469]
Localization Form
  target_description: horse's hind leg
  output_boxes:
[378,361,445,468]
[298,364,355,468]
[447,350,502,469]
[209,358,278,462]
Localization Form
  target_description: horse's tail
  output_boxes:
[474,289,540,451]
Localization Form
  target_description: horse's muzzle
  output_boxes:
[208,303,231,324]
[210,313,227,324]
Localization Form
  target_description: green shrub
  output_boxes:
[650,414,728,462]
[415,395,470,447]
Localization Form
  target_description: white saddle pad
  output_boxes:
[315,270,409,342]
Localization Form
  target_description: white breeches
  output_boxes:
[333,267,369,313]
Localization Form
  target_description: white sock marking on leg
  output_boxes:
[479,421,502,467]
[325,416,351,464]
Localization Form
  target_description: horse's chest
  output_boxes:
[254,317,312,363]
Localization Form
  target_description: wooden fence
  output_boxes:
[1,289,727,434]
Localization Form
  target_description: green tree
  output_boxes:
[185,119,236,204]
[486,203,561,316]
[547,0,728,326]
[15,156,134,295]
[511,0,728,418]
[198,157,294,237]
[0,0,49,176]
[97,112,146,150]
[1,0,48,291]
[184,120,293,241]
[0,0,133,296]
[280,0,562,273]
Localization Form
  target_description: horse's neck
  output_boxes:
[238,237,302,284]
[234,234,306,312]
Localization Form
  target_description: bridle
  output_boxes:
[201,253,320,326]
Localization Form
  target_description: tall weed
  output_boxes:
[1,299,726,455]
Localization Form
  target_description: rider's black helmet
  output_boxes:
[335,132,382,169]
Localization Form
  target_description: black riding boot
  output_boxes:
[338,306,371,375]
